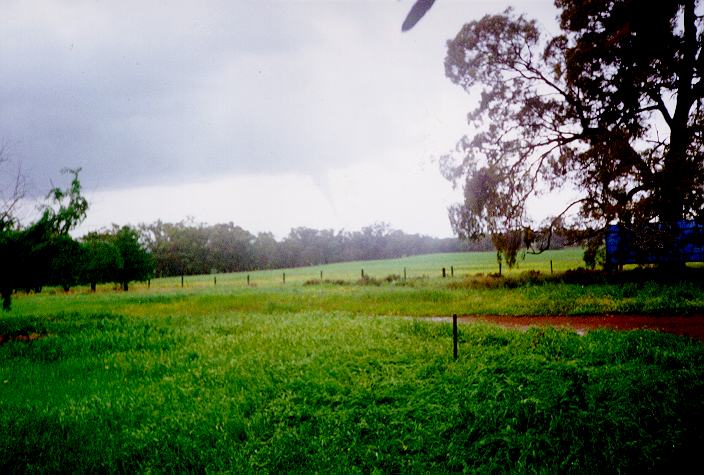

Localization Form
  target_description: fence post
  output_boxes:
[214,276,217,286]
[320,270,323,281]
[247,275,250,286]
[181,275,184,288]
[451,266,454,277]
[442,267,446,278]
[453,314,458,360]
[283,272,286,284]
[403,267,407,281]
[550,260,553,275]
[361,269,365,278]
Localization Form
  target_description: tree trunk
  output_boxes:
[1,288,11,311]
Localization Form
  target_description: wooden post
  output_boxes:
[283,272,286,284]
[247,275,250,286]
[499,261,502,276]
[361,269,365,278]
[453,314,458,360]
[442,267,446,278]
[550,260,553,275]
[451,266,454,277]
[320,270,323,281]
[181,275,184,288]
[214,276,217,286]
[403,267,407,281]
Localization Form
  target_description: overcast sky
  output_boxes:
[1,0,558,238]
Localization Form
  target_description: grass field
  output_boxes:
[144,248,587,289]
[2,249,704,472]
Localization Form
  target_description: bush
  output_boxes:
[303,279,347,286]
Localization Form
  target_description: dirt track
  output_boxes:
[457,315,704,341]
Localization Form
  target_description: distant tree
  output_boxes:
[284,227,331,267]
[80,234,123,292]
[441,2,704,267]
[206,223,255,272]
[253,232,279,269]
[47,234,84,292]
[111,226,154,291]
[137,219,480,277]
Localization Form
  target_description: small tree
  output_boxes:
[0,168,87,310]
[80,236,123,292]
[47,234,84,292]
[111,226,154,291]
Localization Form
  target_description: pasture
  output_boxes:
[2,249,704,472]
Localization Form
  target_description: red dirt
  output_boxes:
[457,315,704,341]
[0,332,44,346]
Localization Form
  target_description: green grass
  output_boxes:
[1,311,703,472]
[12,275,704,319]
[2,249,704,471]
[120,248,586,289]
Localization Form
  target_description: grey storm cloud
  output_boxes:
[1,1,405,192]
[1,0,556,196]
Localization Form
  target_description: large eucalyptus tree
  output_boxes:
[439,1,704,266]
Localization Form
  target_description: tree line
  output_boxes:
[0,170,153,310]
[3,163,574,313]
[0,166,562,312]
[1,165,563,312]
[137,220,536,278]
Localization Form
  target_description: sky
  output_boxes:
[1,0,559,238]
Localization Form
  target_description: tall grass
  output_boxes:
[1,311,703,472]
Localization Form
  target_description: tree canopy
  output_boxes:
[0,169,88,309]
[441,0,704,266]
[139,220,499,278]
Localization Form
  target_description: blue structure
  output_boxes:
[605,221,704,266]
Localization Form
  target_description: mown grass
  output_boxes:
[3,249,704,471]
[1,310,703,472]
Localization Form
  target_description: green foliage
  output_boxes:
[46,234,84,291]
[38,168,88,235]
[111,226,154,290]
[140,219,498,278]
[78,227,154,291]
[80,236,123,291]
[0,169,88,310]
[442,1,704,266]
